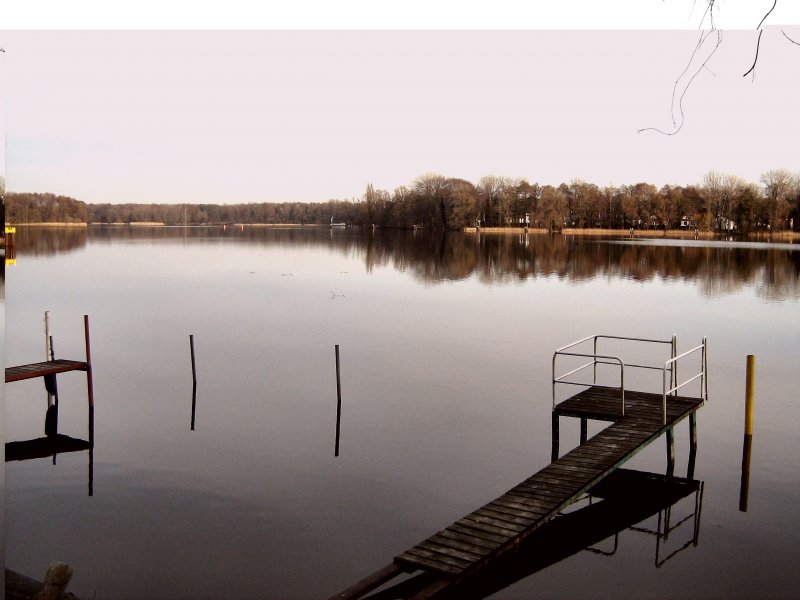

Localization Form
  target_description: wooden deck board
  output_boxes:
[394,385,704,580]
[434,530,499,552]
[6,359,88,383]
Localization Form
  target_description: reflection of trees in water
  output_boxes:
[366,233,800,302]
[13,226,800,301]
[14,227,89,256]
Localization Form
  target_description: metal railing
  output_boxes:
[552,334,679,418]
[661,337,708,424]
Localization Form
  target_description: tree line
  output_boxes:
[4,169,799,233]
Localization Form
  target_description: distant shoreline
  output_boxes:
[464,227,800,240]
[8,222,799,241]
[11,222,88,227]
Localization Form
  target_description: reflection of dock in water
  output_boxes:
[6,434,91,461]
[5,315,95,496]
[330,335,707,599]
[366,469,704,599]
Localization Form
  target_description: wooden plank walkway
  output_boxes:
[6,359,89,383]
[393,387,703,580]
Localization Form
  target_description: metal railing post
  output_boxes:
[671,333,678,396]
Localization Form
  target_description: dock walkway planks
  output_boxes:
[393,386,703,581]
[6,359,89,383]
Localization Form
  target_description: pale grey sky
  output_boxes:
[1,12,798,204]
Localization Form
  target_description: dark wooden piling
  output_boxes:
[666,426,675,476]
[190,383,197,431]
[739,355,755,511]
[189,334,197,384]
[83,315,94,409]
[335,345,342,457]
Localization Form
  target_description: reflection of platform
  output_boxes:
[5,434,92,462]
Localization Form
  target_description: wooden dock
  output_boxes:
[330,388,704,600]
[6,359,89,383]
[394,389,702,577]
[5,315,94,406]
[5,315,96,496]
[329,333,708,599]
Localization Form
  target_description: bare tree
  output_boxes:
[761,169,795,230]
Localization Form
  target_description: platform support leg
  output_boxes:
[666,426,675,476]
[84,315,94,410]
[551,412,560,463]
[580,418,588,445]
[687,412,698,479]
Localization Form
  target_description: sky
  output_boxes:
[1,2,798,205]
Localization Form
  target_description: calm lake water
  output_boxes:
[4,226,800,599]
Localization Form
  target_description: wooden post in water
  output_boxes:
[189,335,197,384]
[739,355,755,511]
[687,413,698,479]
[335,345,342,457]
[666,427,675,476]
[44,335,60,439]
[190,383,197,431]
[189,335,198,430]
[88,404,95,497]
[551,413,560,462]
[84,315,94,409]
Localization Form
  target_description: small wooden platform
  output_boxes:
[5,359,89,383]
[392,387,702,580]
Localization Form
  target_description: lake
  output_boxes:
[4,226,799,599]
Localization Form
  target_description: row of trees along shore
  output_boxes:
[4,170,800,233]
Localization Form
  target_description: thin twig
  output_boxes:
[756,0,778,30]
[742,30,763,78]
[782,29,800,46]
[743,0,778,78]
[638,28,722,136]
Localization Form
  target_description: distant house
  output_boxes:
[680,215,696,228]
[714,216,736,232]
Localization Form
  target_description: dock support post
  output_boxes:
[687,413,698,479]
[666,426,675,476]
[84,315,94,409]
[580,418,588,445]
[551,413,560,462]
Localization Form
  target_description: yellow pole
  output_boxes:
[744,355,755,436]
